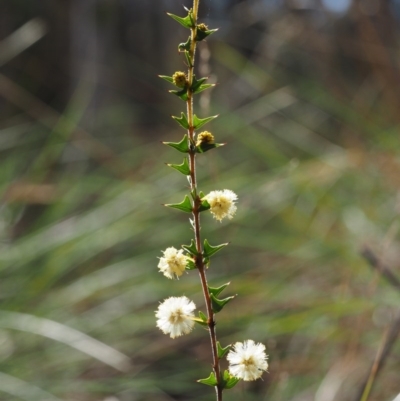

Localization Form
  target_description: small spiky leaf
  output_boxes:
[167,12,194,29]
[167,158,190,175]
[198,372,218,387]
[193,114,218,130]
[163,135,189,153]
[165,195,192,213]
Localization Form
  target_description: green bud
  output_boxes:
[172,71,188,88]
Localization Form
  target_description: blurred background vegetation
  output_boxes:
[1,0,400,400]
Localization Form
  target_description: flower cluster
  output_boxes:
[155,298,268,381]
[227,340,269,381]
[203,189,238,222]
[158,247,190,279]
[197,23,208,31]
[156,296,196,338]
[172,71,187,88]
[196,131,215,147]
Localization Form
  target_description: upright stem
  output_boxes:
[186,1,223,400]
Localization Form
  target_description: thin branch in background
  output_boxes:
[355,245,400,401]
[357,312,400,401]
[361,246,400,292]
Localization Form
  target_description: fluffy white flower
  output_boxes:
[156,296,196,338]
[227,340,268,381]
[203,189,238,222]
[158,247,189,279]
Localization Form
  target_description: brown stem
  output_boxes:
[186,1,223,400]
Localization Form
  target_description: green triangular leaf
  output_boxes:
[184,50,192,68]
[165,195,192,213]
[222,370,240,389]
[186,259,197,270]
[193,83,215,95]
[192,76,208,91]
[204,239,228,258]
[208,282,230,298]
[167,158,190,175]
[194,311,208,326]
[210,293,236,313]
[193,114,218,130]
[199,311,208,322]
[163,135,189,153]
[172,112,189,129]
[197,372,218,387]
[158,75,174,84]
[169,87,188,101]
[182,239,199,256]
[196,142,225,153]
[196,28,219,41]
[167,12,194,29]
[198,198,210,212]
[217,342,231,359]
[178,36,192,51]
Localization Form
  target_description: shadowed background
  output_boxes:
[0,0,400,400]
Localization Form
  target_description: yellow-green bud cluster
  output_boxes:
[197,23,208,31]
[196,131,215,146]
[172,71,188,88]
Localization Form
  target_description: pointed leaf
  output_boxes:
[184,50,192,67]
[190,188,197,200]
[204,239,228,258]
[217,342,231,359]
[196,28,219,41]
[182,239,199,256]
[167,12,194,29]
[169,88,188,101]
[208,282,230,298]
[172,112,189,129]
[194,311,208,326]
[224,377,240,389]
[199,311,208,322]
[193,114,218,130]
[178,36,192,51]
[163,134,189,153]
[167,158,190,175]
[165,195,192,213]
[186,259,197,270]
[158,75,174,84]
[192,76,208,91]
[210,293,236,313]
[222,370,240,389]
[193,83,215,95]
[199,198,210,212]
[196,142,225,153]
[197,372,218,387]
[189,13,195,27]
